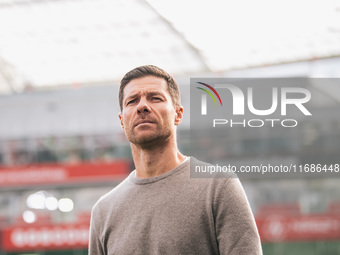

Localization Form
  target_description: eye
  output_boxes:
[151,97,162,101]
[127,99,136,105]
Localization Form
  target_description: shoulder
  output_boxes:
[91,173,133,216]
[187,157,243,200]
[189,157,237,179]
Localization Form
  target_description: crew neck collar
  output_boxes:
[129,157,189,185]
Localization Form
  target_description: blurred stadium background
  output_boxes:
[0,0,340,254]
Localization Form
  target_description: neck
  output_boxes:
[131,135,185,178]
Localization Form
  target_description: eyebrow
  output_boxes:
[124,91,165,104]
[147,91,165,97]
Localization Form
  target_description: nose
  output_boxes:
[137,98,151,114]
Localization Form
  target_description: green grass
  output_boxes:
[262,241,340,255]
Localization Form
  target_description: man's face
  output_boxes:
[118,76,183,147]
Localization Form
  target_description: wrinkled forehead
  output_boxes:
[123,76,169,98]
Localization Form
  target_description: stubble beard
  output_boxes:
[126,125,173,149]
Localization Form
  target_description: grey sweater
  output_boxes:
[89,157,262,255]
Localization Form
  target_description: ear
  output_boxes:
[118,112,124,130]
[174,106,184,126]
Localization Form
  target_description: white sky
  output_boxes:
[0,0,339,93]
[148,0,340,70]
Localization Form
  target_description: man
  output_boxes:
[89,65,262,254]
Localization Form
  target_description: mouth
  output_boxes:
[135,120,155,127]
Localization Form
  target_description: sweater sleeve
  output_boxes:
[213,178,262,255]
[89,206,105,255]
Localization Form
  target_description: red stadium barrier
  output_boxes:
[2,213,340,251]
[2,224,89,251]
[0,160,130,187]
[256,214,340,242]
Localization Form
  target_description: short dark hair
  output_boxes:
[119,65,181,111]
